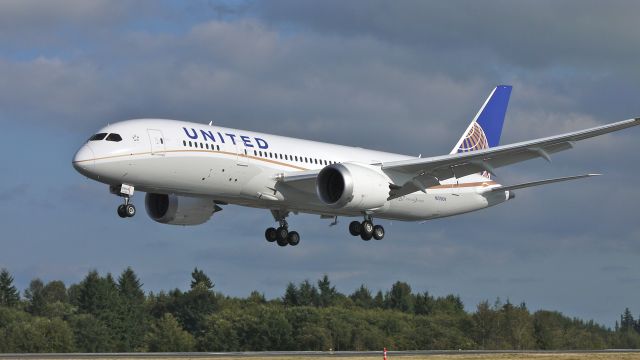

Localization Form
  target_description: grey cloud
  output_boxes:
[253,0,640,71]
[0,0,148,51]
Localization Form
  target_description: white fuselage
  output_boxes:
[72,119,508,221]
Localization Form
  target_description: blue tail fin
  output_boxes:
[450,85,512,154]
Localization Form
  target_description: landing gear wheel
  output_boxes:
[349,221,362,236]
[360,232,373,241]
[124,204,136,217]
[276,237,288,247]
[373,225,385,240]
[287,231,300,246]
[276,226,289,241]
[117,205,127,218]
[361,220,374,236]
[265,227,277,242]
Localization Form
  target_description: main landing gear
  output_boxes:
[111,184,136,218]
[348,216,385,241]
[265,211,300,246]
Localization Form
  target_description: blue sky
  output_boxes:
[1,0,639,326]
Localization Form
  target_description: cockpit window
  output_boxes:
[106,133,123,142]
[89,133,107,141]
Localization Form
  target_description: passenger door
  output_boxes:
[147,129,165,155]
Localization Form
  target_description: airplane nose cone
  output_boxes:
[72,144,95,174]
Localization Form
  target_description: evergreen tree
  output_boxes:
[350,284,373,309]
[117,267,144,301]
[24,279,46,315]
[317,274,337,307]
[190,268,214,290]
[387,281,413,312]
[116,267,148,351]
[373,290,384,308]
[298,280,319,307]
[283,283,299,306]
[621,308,635,332]
[414,291,434,315]
[76,270,123,348]
[0,269,20,307]
[175,268,217,333]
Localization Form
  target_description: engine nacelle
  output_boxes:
[145,193,217,225]
[316,162,390,211]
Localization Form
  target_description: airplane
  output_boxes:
[72,85,639,246]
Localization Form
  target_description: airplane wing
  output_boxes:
[275,118,638,198]
[488,173,600,192]
[382,118,639,182]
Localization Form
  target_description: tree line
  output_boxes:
[0,267,638,352]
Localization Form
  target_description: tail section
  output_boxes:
[450,85,512,154]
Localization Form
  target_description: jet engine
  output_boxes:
[145,193,219,225]
[316,163,390,211]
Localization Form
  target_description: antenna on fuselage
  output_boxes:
[208,121,213,126]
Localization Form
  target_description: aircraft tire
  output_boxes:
[287,231,300,246]
[125,204,136,217]
[276,237,288,247]
[117,205,127,218]
[360,232,373,241]
[349,221,361,236]
[361,220,374,237]
[373,225,385,240]
[265,227,277,242]
[276,226,289,241]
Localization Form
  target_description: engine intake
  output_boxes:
[316,163,389,211]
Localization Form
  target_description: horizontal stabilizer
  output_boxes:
[489,174,601,192]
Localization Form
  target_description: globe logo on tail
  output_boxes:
[458,122,491,179]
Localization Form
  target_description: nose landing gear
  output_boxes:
[348,217,385,241]
[117,200,136,218]
[111,184,136,218]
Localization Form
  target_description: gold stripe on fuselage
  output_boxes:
[73,149,498,189]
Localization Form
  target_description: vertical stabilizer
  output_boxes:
[450,85,512,154]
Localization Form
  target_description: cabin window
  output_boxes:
[217,145,220,151]
[183,140,186,146]
[205,143,209,150]
[254,150,257,156]
[189,141,192,147]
